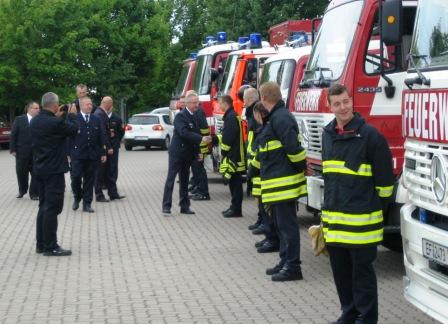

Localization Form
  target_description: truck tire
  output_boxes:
[383,233,403,252]
[0,143,9,150]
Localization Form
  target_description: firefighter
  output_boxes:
[215,95,246,218]
[256,82,307,281]
[322,84,394,324]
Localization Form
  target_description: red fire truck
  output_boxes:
[293,0,418,250]
[398,0,448,321]
[268,20,316,46]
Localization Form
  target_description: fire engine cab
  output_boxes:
[294,0,417,250]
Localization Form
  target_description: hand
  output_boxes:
[201,135,211,144]
[101,155,107,163]
[197,153,203,162]
[107,148,114,155]
[68,103,77,114]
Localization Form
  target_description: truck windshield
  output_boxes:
[410,0,448,69]
[260,59,296,102]
[303,0,363,83]
[219,54,238,95]
[173,63,190,99]
[192,55,212,95]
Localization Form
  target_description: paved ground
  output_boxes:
[0,147,438,324]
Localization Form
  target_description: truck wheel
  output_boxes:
[162,136,170,150]
[0,143,9,150]
[382,233,403,252]
[125,145,133,151]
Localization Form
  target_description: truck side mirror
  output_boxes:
[381,0,402,46]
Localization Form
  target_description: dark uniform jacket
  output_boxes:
[194,108,210,154]
[253,101,307,204]
[10,115,33,159]
[30,110,79,176]
[169,108,202,160]
[321,112,394,247]
[109,112,124,149]
[67,113,106,160]
[245,101,260,161]
[220,107,245,176]
[93,107,112,150]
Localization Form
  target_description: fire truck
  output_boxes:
[399,0,448,321]
[169,54,197,121]
[294,0,418,250]
[268,20,316,46]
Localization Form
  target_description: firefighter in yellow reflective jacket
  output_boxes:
[322,84,394,324]
[257,82,307,282]
[216,95,246,218]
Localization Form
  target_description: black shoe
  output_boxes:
[257,241,279,253]
[180,208,195,215]
[255,238,268,248]
[191,193,210,201]
[16,192,25,199]
[162,208,171,215]
[252,226,266,235]
[36,247,44,254]
[82,205,95,213]
[271,268,303,282]
[110,194,126,200]
[96,196,109,202]
[30,196,39,201]
[266,264,284,275]
[221,207,232,215]
[72,200,80,211]
[223,209,243,218]
[43,246,72,256]
[248,220,262,230]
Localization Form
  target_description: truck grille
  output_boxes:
[404,139,448,212]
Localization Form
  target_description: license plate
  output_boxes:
[422,238,448,266]
[134,136,148,140]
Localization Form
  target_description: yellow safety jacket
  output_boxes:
[321,113,395,247]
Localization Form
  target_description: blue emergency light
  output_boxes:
[291,31,308,46]
[238,36,250,49]
[217,31,227,44]
[205,35,216,46]
[190,52,198,59]
[249,33,262,49]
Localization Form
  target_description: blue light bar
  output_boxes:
[249,33,262,49]
[288,31,309,48]
[217,31,227,44]
[205,35,216,46]
[190,52,198,59]
[238,36,249,45]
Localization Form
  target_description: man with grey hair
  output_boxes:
[30,92,78,256]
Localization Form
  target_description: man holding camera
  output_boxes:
[30,92,78,256]
[68,97,107,213]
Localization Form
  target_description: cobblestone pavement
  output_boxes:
[0,148,437,324]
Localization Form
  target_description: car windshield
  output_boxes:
[128,116,159,125]
[219,54,238,95]
[410,0,448,69]
[260,59,296,102]
[303,0,364,82]
[162,115,171,125]
[173,63,191,98]
[192,54,212,95]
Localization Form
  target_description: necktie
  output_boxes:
[85,114,89,123]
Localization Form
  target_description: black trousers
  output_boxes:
[190,159,209,195]
[105,148,119,197]
[272,201,300,270]
[327,245,378,324]
[162,154,191,211]
[35,173,65,251]
[94,160,106,199]
[260,200,278,242]
[15,156,38,196]
[229,173,243,213]
[71,159,97,206]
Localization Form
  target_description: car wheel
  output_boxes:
[162,136,170,150]
[145,145,151,150]
[125,145,133,151]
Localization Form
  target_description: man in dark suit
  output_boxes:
[162,91,211,216]
[30,92,78,256]
[68,97,107,213]
[104,101,125,200]
[10,101,40,199]
[93,96,113,202]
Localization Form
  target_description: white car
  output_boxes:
[124,113,173,151]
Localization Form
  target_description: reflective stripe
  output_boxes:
[323,160,372,177]
[322,210,383,226]
[259,140,283,152]
[252,177,261,196]
[261,173,305,189]
[262,185,307,203]
[376,185,394,198]
[250,158,260,169]
[247,131,255,156]
[221,143,231,151]
[200,128,209,135]
[287,150,306,163]
[323,228,383,244]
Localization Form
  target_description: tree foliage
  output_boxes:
[0,0,327,119]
